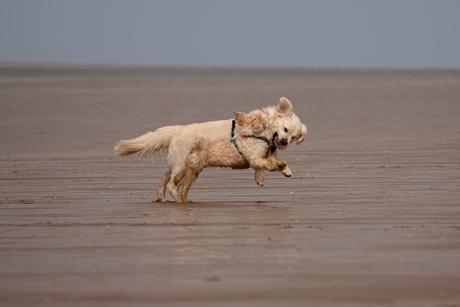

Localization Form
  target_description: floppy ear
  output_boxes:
[240,113,265,135]
[250,113,266,134]
[276,97,294,117]
[233,112,246,126]
[296,124,307,147]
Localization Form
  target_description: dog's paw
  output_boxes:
[282,166,292,177]
[254,169,265,186]
[255,180,264,187]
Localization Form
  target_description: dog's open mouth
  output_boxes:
[272,132,279,147]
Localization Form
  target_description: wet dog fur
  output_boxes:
[174,110,292,203]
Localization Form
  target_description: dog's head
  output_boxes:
[233,110,269,137]
[266,97,307,150]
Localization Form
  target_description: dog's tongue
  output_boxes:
[273,135,279,146]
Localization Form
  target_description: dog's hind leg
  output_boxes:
[173,168,192,202]
[173,167,198,203]
[180,168,199,203]
[173,168,185,186]
[166,180,182,202]
[180,174,192,203]
[167,165,185,202]
[155,170,171,202]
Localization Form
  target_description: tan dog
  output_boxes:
[174,110,292,203]
[115,97,306,202]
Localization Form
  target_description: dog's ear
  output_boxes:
[296,124,307,147]
[276,97,293,117]
[240,112,266,135]
[233,112,246,126]
[250,114,266,134]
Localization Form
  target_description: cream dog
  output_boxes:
[174,110,292,203]
[115,97,307,202]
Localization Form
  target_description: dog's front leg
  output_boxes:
[254,169,265,186]
[281,165,292,177]
[265,156,291,177]
[246,155,284,172]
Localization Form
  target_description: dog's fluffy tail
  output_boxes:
[114,125,182,161]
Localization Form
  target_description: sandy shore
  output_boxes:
[1,64,460,306]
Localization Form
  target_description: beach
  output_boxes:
[1,64,460,306]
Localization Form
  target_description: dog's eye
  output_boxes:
[292,136,296,139]
[284,127,288,133]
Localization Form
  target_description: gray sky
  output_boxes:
[1,0,459,68]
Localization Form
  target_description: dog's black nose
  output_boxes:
[280,139,288,146]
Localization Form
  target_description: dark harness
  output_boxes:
[230,135,277,158]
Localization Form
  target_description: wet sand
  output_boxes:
[1,64,460,306]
